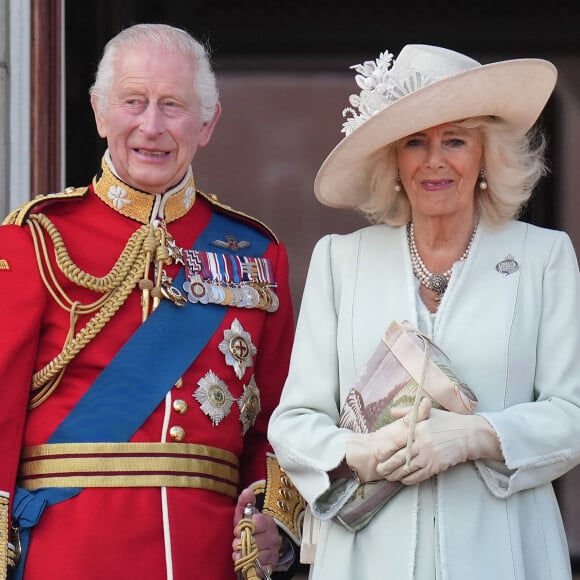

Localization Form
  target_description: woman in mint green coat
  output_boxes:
[269,44,580,580]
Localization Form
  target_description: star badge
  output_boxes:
[194,370,235,426]
[238,375,261,435]
[219,319,257,379]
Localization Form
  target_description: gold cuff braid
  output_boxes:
[0,493,13,577]
[260,453,305,545]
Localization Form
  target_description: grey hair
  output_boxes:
[89,23,219,122]
[358,116,548,227]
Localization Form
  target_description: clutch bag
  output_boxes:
[334,320,477,531]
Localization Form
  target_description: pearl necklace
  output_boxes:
[407,220,478,302]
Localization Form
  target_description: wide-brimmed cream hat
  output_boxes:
[314,44,557,208]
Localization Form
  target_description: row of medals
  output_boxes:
[154,233,280,313]
[183,274,279,313]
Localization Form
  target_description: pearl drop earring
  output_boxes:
[479,168,488,190]
[394,170,402,192]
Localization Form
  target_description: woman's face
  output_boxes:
[396,122,483,221]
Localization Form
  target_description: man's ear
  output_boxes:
[91,96,108,138]
[198,102,222,148]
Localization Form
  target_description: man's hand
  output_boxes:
[232,487,281,578]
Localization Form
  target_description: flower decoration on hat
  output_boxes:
[342,49,442,136]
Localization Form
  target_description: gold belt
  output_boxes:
[19,442,240,499]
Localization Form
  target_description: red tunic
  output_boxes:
[0,161,294,579]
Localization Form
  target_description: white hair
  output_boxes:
[89,23,219,122]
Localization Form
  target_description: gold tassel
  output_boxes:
[139,226,157,321]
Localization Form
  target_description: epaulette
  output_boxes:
[2,186,88,227]
[197,190,279,244]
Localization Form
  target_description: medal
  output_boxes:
[219,319,257,379]
[183,275,208,303]
[194,370,235,426]
[238,375,261,435]
[160,280,187,306]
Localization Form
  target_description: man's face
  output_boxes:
[92,45,219,194]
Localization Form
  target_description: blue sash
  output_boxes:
[14,211,272,578]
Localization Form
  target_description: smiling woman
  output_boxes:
[268,44,580,580]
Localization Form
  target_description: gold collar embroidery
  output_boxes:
[92,156,196,224]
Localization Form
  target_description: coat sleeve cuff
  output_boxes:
[257,453,306,546]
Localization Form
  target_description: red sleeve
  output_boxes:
[0,225,45,518]
[239,240,294,487]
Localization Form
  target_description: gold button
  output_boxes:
[169,426,185,441]
[173,399,188,414]
[174,378,183,389]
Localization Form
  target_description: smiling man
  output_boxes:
[0,23,302,580]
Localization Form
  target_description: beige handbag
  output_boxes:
[334,320,477,531]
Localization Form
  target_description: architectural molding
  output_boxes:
[31,0,63,197]
[7,0,31,213]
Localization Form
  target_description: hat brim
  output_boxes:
[314,58,557,209]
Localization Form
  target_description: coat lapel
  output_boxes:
[350,225,417,375]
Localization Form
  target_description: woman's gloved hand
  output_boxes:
[377,408,502,485]
[345,398,431,482]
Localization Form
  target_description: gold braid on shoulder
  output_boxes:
[27,213,159,408]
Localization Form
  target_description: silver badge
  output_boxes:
[238,375,261,435]
[194,371,235,426]
[496,254,519,276]
[218,319,257,379]
[183,275,209,303]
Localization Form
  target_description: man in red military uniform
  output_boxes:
[0,23,303,579]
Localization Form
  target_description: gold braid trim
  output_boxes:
[0,493,9,577]
[2,187,88,227]
[29,213,148,292]
[26,214,158,408]
[261,454,305,545]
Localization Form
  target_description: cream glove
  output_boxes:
[376,408,503,485]
[345,398,431,483]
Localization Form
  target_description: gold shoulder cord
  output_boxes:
[26,214,158,408]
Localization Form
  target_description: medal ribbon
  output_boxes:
[183,249,275,287]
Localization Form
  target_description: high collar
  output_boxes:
[92,152,196,224]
